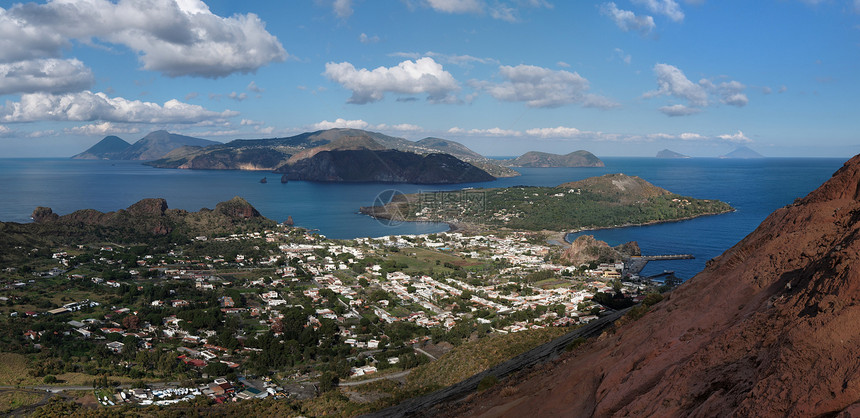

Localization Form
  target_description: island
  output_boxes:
[656,149,690,158]
[504,150,604,167]
[360,173,733,232]
[719,145,764,159]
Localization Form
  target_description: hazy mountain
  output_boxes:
[117,130,220,160]
[505,150,604,167]
[656,149,690,158]
[71,135,132,159]
[720,145,764,159]
[147,128,518,181]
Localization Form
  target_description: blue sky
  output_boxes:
[0,0,858,158]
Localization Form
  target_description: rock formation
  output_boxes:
[561,235,640,266]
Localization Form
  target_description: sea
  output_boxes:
[0,157,848,280]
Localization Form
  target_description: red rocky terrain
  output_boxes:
[443,154,860,417]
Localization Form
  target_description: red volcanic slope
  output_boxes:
[447,154,860,417]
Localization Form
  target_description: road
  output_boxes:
[337,370,412,387]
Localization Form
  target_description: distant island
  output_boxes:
[656,149,690,158]
[504,150,604,167]
[720,145,764,159]
[72,130,219,161]
[71,128,520,184]
[362,173,733,232]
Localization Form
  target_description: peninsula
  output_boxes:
[360,173,733,232]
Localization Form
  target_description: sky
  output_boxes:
[0,0,858,158]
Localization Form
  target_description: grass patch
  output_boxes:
[0,353,33,386]
[405,327,569,391]
[0,390,43,414]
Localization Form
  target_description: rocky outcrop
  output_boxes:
[561,235,640,266]
[23,197,271,241]
[436,153,860,417]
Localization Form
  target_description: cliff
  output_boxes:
[438,154,860,417]
[561,235,640,266]
[505,150,604,167]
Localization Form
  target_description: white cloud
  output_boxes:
[645,63,708,106]
[310,118,370,130]
[324,57,460,104]
[0,125,14,137]
[240,119,263,126]
[601,3,655,34]
[718,130,751,143]
[557,61,571,68]
[65,122,141,136]
[613,48,632,65]
[228,92,248,101]
[426,0,484,14]
[476,64,616,108]
[659,104,701,116]
[632,0,684,22]
[716,80,748,107]
[390,51,499,66]
[525,126,583,138]
[2,0,287,78]
[333,0,353,19]
[448,126,522,137]
[679,132,705,140]
[373,123,423,132]
[359,33,380,44]
[247,81,264,93]
[0,59,93,95]
[644,64,749,115]
[0,91,238,123]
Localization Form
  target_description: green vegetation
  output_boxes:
[364,173,733,232]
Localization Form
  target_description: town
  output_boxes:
[0,222,673,413]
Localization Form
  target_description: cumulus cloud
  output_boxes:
[422,0,551,21]
[0,59,94,95]
[310,118,370,130]
[525,126,583,138]
[324,57,460,104]
[448,126,522,137]
[601,3,655,34]
[644,63,748,116]
[645,63,708,106]
[475,64,617,108]
[718,130,751,143]
[426,0,485,14]
[228,92,248,101]
[0,91,238,123]
[2,0,286,78]
[65,122,141,136]
[309,119,424,133]
[632,0,684,22]
[390,51,499,67]
[247,81,264,93]
[658,104,701,116]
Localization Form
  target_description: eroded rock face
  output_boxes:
[561,235,640,266]
[31,206,59,223]
[445,154,860,417]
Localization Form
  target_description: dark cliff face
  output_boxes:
[276,149,495,184]
[441,154,860,417]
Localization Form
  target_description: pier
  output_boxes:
[623,254,694,277]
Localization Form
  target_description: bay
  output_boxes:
[0,157,847,279]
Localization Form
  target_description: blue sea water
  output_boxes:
[0,157,848,279]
